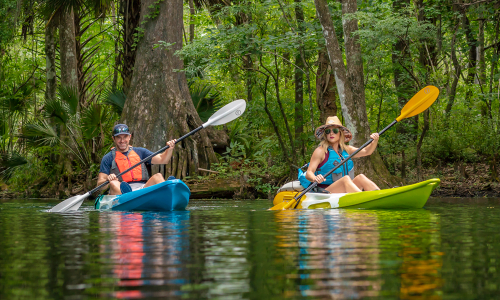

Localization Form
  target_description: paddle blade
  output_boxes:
[203,99,246,127]
[49,192,90,212]
[396,86,439,122]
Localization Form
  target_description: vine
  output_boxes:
[132,0,165,50]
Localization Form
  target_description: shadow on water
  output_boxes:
[0,199,500,299]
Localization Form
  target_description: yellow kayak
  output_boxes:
[272,178,440,210]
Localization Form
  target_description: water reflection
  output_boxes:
[273,209,442,299]
[2,200,500,299]
[98,211,190,298]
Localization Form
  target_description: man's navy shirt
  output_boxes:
[99,147,154,175]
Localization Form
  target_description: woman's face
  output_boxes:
[324,126,340,143]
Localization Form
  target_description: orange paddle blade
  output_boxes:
[396,86,439,122]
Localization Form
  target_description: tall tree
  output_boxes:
[391,0,413,180]
[59,8,79,92]
[121,0,141,94]
[314,0,396,187]
[294,0,304,156]
[316,48,337,122]
[121,0,218,179]
[44,19,57,101]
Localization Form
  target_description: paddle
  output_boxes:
[270,85,439,211]
[49,99,247,213]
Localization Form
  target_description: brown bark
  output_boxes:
[477,15,486,85]
[59,9,79,90]
[45,20,57,101]
[294,0,304,156]
[314,0,396,188]
[111,1,120,90]
[445,20,462,116]
[121,0,218,179]
[315,48,337,122]
[189,0,195,43]
[342,0,370,142]
[460,9,477,104]
[489,14,499,95]
[392,0,412,180]
[121,0,141,94]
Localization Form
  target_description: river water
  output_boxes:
[1,198,500,299]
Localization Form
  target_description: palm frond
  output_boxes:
[0,152,27,181]
[20,120,60,147]
[44,98,70,124]
[58,85,79,115]
[81,103,107,139]
[189,82,223,122]
[103,87,126,115]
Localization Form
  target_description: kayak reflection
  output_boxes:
[273,209,443,299]
[99,211,190,298]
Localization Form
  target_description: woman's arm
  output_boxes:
[346,133,379,158]
[305,148,327,183]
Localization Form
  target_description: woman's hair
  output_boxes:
[319,127,349,154]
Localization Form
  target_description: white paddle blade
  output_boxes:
[49,192,90,213]
[203,99,246,127]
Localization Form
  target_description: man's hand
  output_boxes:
[107,174,119,182]
[166,139,176,151]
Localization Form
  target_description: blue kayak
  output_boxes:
[94,179,190,211]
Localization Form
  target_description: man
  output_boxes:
[97,124,177,195]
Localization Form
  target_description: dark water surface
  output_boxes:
[1,198,500,299]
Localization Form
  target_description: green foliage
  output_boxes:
[0,151,27,180]
[103,87,126,115]
[132,0,166,49]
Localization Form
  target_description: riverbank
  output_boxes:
[1,162,499,199]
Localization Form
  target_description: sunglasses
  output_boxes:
[324,128,340,135]
[113,126,130,136]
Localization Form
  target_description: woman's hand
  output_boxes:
[370,133,379,142]
[107,174,118,182]
[314,174,326,183]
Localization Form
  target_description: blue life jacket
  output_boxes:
[298,147,354,188]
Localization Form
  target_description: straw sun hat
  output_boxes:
[315,116,353,143]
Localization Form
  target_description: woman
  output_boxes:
[305,116,380,193]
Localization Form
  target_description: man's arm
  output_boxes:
[151,139,176,164]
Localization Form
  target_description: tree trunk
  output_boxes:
[342,0,370,142]
[45,20,57,101]
[315,48,337,122]
[477,15,486,85]
[59,8,79,90]
[189,0,195,43]
[489,14,499,95]
[315,0,396,188]
[392,0,413,179]
[58,8,78,195]
[111,1,120,90]
[461,9,477,104]
[121,0,141,94]
[445,20,461,116]
[121,0,218,179]
[294,0,305,157]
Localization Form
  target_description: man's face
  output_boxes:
[113,134,131,152]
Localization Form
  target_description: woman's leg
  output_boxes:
[352,174,380,191]
[326,176,362,193]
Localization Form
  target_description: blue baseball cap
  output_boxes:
[112,124,131,136]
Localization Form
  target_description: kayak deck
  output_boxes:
[95,179,190,211]
[272,178,440,210]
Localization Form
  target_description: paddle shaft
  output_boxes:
[89,125,204,195]
[287,120,398,209]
